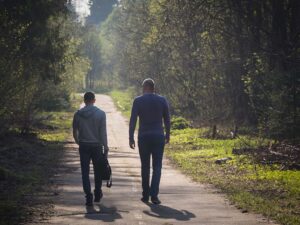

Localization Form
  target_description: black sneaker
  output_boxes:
[85,194,93,206]
[151,196,161,205]
[94,191,103,202]
[141,196,149,203]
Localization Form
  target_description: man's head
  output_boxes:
[84,92,96,105]
[142,78,155,93]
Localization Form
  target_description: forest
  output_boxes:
[97,0,299,142]
[0,0,90,135]
[0,0,299,224]
[1,0,298,143]
[94,1,300,222]
[0,0,90,223]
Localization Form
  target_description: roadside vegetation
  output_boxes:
[110,89,136,118]
[101,3,300,223]
[168,129,300,225]
[0,2,88,223]
[1,1,299,225]
[99,0,299,145]
[0,95,81,225]
[110,89,300,225]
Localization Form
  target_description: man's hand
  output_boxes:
[73,130,79,145]
[129,140,135,149]
[165,137,170,144]
[104,146,109,157]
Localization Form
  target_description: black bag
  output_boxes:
[99,154,112,188]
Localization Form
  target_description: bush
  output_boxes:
[171,117,190,130]
[35,81,71,111]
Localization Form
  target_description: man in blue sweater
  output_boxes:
[73,92,109,206]
[129,78,171,204]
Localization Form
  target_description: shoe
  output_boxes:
[85,194,93,206]
[151,196,161,205]
[94,191,103,202]
[141,196,149,203]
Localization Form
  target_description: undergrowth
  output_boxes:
[0,94,81,225]
[110,89,300,225]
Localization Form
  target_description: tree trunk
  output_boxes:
[212,124,217,139]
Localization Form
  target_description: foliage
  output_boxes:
[171,117,190,130]
[110,89,135,118]
[0,103,80,225]
[111,86,300,225]
[0,0,89,135]
[166,128,300,225]
[98,0,299,142]
[81,26,102,90]
[86,0,118,25]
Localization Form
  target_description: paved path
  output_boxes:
[46,94,276,225]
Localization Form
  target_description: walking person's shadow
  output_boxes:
[85,204,122,222]
[143,203,196,221]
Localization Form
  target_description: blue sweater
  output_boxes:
[129,93,170,142]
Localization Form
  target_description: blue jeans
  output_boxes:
[138,134,165,198]
[79,144,103,197]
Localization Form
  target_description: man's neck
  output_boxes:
[143,91,154,94]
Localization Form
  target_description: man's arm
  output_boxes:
[72,113,79,145]
[163,98,171,143]
[100,112,109,155]
[129,99,138,149]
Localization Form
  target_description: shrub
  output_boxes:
[171,117,190,130]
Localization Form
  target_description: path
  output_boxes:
[45,94,276,225]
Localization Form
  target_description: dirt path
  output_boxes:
[44,94,276,225]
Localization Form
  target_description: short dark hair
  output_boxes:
[84,92,95,102]
[142,78,155,90]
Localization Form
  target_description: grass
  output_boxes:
[166,128,300,225]
[0,94,81,225]
[36,112,73,142]
[110,89,135,118]
[110,89,300,225]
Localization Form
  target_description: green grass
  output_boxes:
[110,89,135,118]
[166,128,300,225]
[110,89,300,225]
[36,112,72,142]
[0,94,81,225]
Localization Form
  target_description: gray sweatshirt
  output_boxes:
[72,105,108,148]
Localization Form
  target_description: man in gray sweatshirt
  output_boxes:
[72,92,109,206]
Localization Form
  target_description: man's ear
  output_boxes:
[93,99,96,103]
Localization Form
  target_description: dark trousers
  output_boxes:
[79,144,103,197]
[138,134,165,198]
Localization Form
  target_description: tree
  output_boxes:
[0,0,90,134]
[98,0,299,141]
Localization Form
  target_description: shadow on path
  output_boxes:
[84,204,123,222]
[143,203,196,221]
